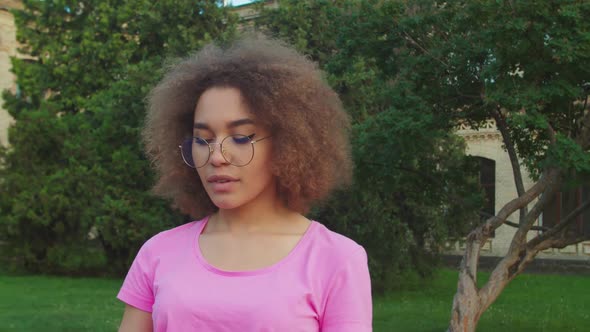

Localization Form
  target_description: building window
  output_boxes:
[476,157,496,218]
[542,186,590,236]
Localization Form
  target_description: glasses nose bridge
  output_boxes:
[208,141,220,152]
[207,140,228,159]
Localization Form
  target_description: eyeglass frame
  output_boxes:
[178,134,271,168]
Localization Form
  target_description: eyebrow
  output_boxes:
[193,118,255,130]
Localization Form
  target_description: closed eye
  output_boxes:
[232,134,255,144]
[194,137,212,145]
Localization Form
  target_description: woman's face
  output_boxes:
[192,87,276,210]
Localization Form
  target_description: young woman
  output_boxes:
[117,35,372,332]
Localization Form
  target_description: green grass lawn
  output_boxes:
[0,268,588,331]
[0,275,122,332]
[374,269,589,331]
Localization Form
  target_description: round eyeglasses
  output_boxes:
[179,134,271,168]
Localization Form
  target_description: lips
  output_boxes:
[206,175,239,193]
[207,175,239,183]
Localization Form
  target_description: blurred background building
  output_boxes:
[0,0,21,146]
[456,121,590,259]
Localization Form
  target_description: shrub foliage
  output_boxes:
[0,0,237,274]
[1,0,481,290]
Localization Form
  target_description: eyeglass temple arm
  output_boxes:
[251,135,271,144]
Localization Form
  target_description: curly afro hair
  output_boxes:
[142,34,352,219]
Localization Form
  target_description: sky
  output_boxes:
[227,0,257,6]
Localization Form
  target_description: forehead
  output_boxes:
[193,86,253,124]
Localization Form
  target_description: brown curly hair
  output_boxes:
[142,34,352,219]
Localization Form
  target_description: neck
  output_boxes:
[211,187,300,234]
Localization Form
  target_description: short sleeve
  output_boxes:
[117,240,156,313]
[321,245,372,332]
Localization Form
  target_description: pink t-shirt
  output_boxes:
[117,217,372,331]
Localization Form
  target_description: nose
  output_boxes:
[208,142,228,166]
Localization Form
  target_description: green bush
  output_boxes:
[0,0,237,275]
[1,0,483,288]
[261,0,483,292]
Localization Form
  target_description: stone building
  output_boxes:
[455,121,590,260]
[0,0,20,146]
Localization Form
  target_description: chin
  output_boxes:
[211,198,242,210]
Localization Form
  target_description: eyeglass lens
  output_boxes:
[180,134,255,168]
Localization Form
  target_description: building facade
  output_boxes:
[0,0,21,146]
[455,121,590,260]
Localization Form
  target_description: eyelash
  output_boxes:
[196,133,256,144]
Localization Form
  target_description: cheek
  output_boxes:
[196,169,208,187]
[240,149,274,190]
[252,149,274,178]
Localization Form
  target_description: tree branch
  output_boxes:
[400,30,450,68]
[532,233,590,253]
[546,122,557,145]
[528,197,590,250]
[478,176,561,311]
[503,220,548,232]
[509,177,561,248]
[493,108,527,224]
[479,211,548,231]
[482,168,560,233]
[575,105,590,149]
[466,180,561,315]
[478,247,536,314]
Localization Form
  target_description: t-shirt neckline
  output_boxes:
[193,216,317,277]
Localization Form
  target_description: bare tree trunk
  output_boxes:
[447,196,590,332]
[447,169,560,332]
[448,235,540,332]
[448,237,481,332]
